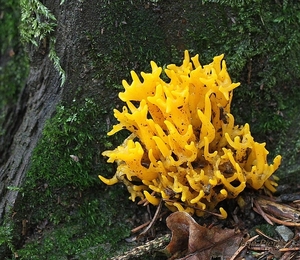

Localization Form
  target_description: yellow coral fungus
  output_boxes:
[99,50,282,217]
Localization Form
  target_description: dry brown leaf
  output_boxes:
[165,211,244,260]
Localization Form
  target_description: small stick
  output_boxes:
[280,247,300,252]
[230,235,259,260]
[263,212,300,227]
[111,233,171,260]
[279,251,295,260]
[131,221,151,233]
[137,200,163,240]
[253,200,274,225]
[255,228,278,242]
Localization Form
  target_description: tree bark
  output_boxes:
[0,40,61,221]
[0,0,85,220]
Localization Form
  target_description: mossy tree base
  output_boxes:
[0,0,300,259]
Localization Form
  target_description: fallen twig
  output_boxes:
[230,234,259,260]
[137,200,163,240]
[110,234,171,260]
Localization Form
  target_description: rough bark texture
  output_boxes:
[0,54,60,220]
[0,0,85,220]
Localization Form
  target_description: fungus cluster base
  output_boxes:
[99,51,281,217]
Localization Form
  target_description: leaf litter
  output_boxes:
[112,194,300,259]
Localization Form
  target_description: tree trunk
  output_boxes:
[0,0,84,220]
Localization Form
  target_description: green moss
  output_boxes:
[17,188,132,260]
[20,97,122,219]
[86,1,171,91]
[19,0,57,46]
[0,213,17,260]
[182,1,300,145]
[249,223,277,239]
[0,0,29,109]
[9,98,133,259]
[19,0,65,84]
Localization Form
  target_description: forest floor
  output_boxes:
[110,184,300,260]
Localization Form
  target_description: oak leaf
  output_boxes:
[165,211,243,260]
